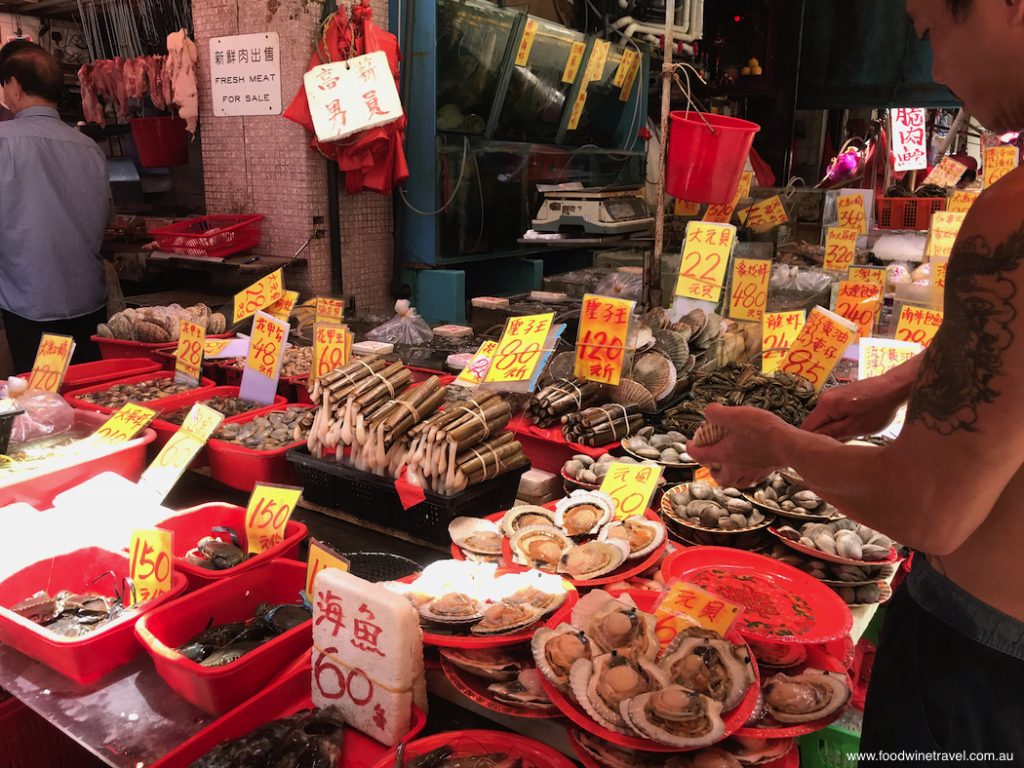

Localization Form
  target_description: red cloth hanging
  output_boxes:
[283,1,408,195]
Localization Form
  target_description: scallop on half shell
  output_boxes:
[470,600,546,635]
[509,525,574,571]
[532,623,593,690]
[570,652,671,734]
[762,668,851,724]
[448,516,503,556]
[500,505,557,537]
[598,516,666,560]
[558,539,629,581]
[622,684,727,748]
[439,647,525,682]
[554,491,615,537]
[417,592,484,624]
[570,589,659,660]
[659,628,755,712]
[486,668,552,709]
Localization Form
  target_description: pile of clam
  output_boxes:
[440,646,553,712]
[664,483,771,532]
[571,728,795,768]
[561,452,665,489]
[775,520,895,563]
[224,346,312,378]
[768,544,896,606]
[77,377,201,408]
[532,590,755,747]
[161,396,262,425]
[748,471,843,521]
[213,407,314,450]
[621,427,695,465]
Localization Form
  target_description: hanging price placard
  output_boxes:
[314,297,345,325]
[309,324,352,386]
[28,333,75,392]
[654,581,743,646]
[574,294,635,386]
[926,212,966,260]
[728,258,770,322]
[585,39,610,83]
[455,341,498,388]
[860,338,922,381]
[983,145,1018,188]
[924,156,968,188]
[90,403,157,446]
[613,48,639,87]
[761,310,805,374]
[948,190,979,214]
[140,403,225,499]
[890,108,928,171]
[599,462,663,520]
[128,529,173,606]
[704,170,755,224]
[836,193,868,234]
[736,195,788,233]
[674,221,736,302]
[618,48,641,101]
[174,319,206,385]
[515,19,538,66]
[823,227,859,273]
[484,313,554,385]
[240,311,291,404]
[835,280,882,338]
[562,41,586,84]
[266,290,299,322]
[895,305,944,347]
[232,268,285,325]
[779,307,858,391]
[848,266,885,286]
[245,482,302,555]
[305,538,351,602]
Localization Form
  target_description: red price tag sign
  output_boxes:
[674,221,736,302]
[314,297,345,325]
[574,293,635,386]
[823,226,859,273]
[309,324,352,386]
[728,258,770,322]
[780,307,858,391]
[305,538,350,603]
[175,319,206,385]
[245,483,302,555]
[926,211,966,260]
[835,280,882,338]
[761,310,805,374]
[484,313,554,385]
[598,462,663,520]
[836,193,867,235]
[654,581,743,647]
[983,145,1018,188]
[947,190,979,214]
[91,403,156,446]
[736,195,788,234]
[896,304,944,347]
[28,333,75,392]
[246,312,288,380]
[232,268,285,325]
[128,529,173,606]
[859,338,923,381]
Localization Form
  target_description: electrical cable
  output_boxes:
[399,135,471,216]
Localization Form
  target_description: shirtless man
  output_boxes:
[687,0,1024,762]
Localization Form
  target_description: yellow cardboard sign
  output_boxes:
[618,49,641,101]
[780,307,858,391]
[896,305,944,348]
[859,338,923,381]
[823,226,859,273]
[926,211,966,260]
[128,528,173,606]
[314,297,345,325]
[175,319,206,385]
[848,266,885,286]
[948,190,980,214]
[204,339,233,356]
[930,256,950,308]
[485,313,553,385]
[245,482,302,555]
[585,39,610,83]
[654,581,743,647]
[567,92,587,131]
[232,268,285,324]
[737,195,789,234]
[728,258,771,322]
[983,145,1018,188]
[599,462,663,520]
[674,199,701,217]
[455,340,498,388]
[704,171,754,224]
[246,312,288,380]
[562,41,586,84]
[674,221,736,302]
[305,539,351,603]
[91,403,157,446]
[835,280,882,338]
[310,324,352,386]
[613,48,638,87]
[140,403,225,498]
[515,19,539,66]
[28,333,75,392]
[761,310,805,374]
[574,294,635,386]
[836,193,868,234]
[924,156,968,188]
[266,290,299,322]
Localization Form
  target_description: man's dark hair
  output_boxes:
[0,46,62,104]
[947,0,974,18]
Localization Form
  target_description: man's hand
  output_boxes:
[801,376,906,440]
[686,404,791,488]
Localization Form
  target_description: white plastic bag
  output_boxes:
[365,300,434,346]
[0,376,76,446]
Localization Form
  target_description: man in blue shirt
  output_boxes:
[0,45,111,370]
[0,40,37,123]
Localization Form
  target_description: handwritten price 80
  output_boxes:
[493,339,540,371]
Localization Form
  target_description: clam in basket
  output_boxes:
[662,482,775,551]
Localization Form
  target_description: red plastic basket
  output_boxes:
[64,371,217,416]
[14,358,161,394]
[134,560,311,715]
[0,697,111,768]
[0,547,188,684]
[148,215,264,259]
[206,404,313,492]
[148,386,288,452]
[506,414,608,474]
[156,502,308,590]
[372,730,579,768]
[875,197,946,230]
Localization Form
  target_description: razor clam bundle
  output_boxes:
[526,378,604,429]
[562,403,646,447]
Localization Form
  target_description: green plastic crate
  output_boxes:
[799,723,862,768]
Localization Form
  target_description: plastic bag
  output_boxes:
[0,376,76,446]
[365,300,434,346]
[767,264,834,314]
[594,270,644,303]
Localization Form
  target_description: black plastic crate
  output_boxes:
[286,447,528,546]
[0,408,24,455]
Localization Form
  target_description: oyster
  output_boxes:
[418,592,484,624]
[487,668,552,709]
[722,735,795,765]
[509,526,573,571]
[554,491,614,537]
[531,623,592,689]
[500,505,557,537]
[558,539,629,581]
[570,652,671,733]
[571,590,659,660]
[622,685,726,748]
[659,629,755,711]
[762,669,850,723]
[598,516,666,560]
[470,601,545,635]
[448,517,503,556]
[439,647,524,682]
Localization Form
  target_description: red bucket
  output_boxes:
[130,116,189,168]
[667,111,760,205]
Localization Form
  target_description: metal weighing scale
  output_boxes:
[532,187,654,236]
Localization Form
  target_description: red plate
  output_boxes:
[440,654,561,719]
[769,527,902,567]
[661,547,853,644]
[567,727,799,768]
[540,590,760,753]
[371,730,578,768]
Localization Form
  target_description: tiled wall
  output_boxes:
[193,0,395,312]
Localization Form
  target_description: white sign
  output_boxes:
[304,51,403,143]
[890,108,928,172]
[210,32,282,117]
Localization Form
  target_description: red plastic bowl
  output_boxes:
[372,730,579,768]
[156,502,308,590]
[205,405,314,492]
[148,386,288,451]
[568,727,798,768]
[0,547,188,684]
[153,660,427,768]
[440,653,561,719]
[135,559,312,715]
[64,371,217,416]
[91,332,235,361]
[17,358,162,394]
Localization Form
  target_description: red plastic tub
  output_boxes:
[148,386,288,451]
[0,547,188,684]
[372,730,579,768]
[667,111,760,205]
[130,116,189,168]
[206,405,313,492]
[148,215,264,259]
[506,414,608,474]
[156,502,308,590]
[134,560,311,715]
[64,371,217,416]
[152,661,427,768]
[16,358,162,394]
[91,332,235,361]
[0,409,157,509]
[876,196,946,230]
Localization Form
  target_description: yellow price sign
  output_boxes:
[674,199,701,217]
[704,171,754,224]
[859,338,923,381]
[674,221,736,302]
[246,312,289,380]
[455,340,498,388]
[266,290,299,322]
[931,256,950,308]
[314,297,345,325]
[574,294,634,386]
[618,49,641,101]
[983,145,1018,188]
[128,528,173,606]
[836,193,868,234]
[761,310,805,374]
[835,280,882,338]
[948,190,979,214]
[924,157,968,188]
[232,268,285,325]
[562,41,586,84]
[728,258,771,322]
[305,538,351,602]
[91,403,157,446]
[245,482,302,555]
[515,19,538,66]
[613,48,638,87]
[484,313,554,385]
[28,333,75,392]
[926,211,966,260]
[848,266,885,286]
[654,581,743,647]
[779,307,858,391]
[737,195,789,234]
[175,319,206,384]
[823,226,859,273]
[585,39,610,83]
[896,304,944,348]
[204,339,232,356]
[567,92,587,131]
[140,403,225,498]
[310,324,351,386]
[599,462,663,520]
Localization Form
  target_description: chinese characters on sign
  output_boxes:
[266,290,299,322]
[761,310,805,375]
[245,482,302,554]
[736,195,788,234]
[823,227,859,273]
[310,324,352,386]
[562,41,586,84]
[598,461,663,520]
[574,294,635,386]
[515,19,538,66]
[617,48,641,101]
[836,193,867,235]
[90,403,157,446]
[233,268,285,324]
[780,307,858,391]
[305,51,403,144]
[484,313,554,386]
[240,310,291,404]
[947,190,979,214]
[315,297,345,325]
[930,256,950,308]
[924,156,968,188]
[174,319,206,386]
[455,340,498,389]
[896,305,944,347]
[654,581,743,647]
[28,333,74,392]
[210,32,282,117]
[890,108,928,171]
[859,338,923,381]
[835,280,882,338]
[674,221,736,303]
[305,539,350,602]
[128,529,173,606]
[848,266,885,286]
[983,145,1018,188]
[728,258,770,322]
[926,211,967,260]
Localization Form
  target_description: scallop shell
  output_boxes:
[653,329,691,372]
[509,525,574,571]
[691,422,727,449]
[569,654,670,734]
[598,517,666,560]
[448,516,503,556]
[610,378,657,414]
[470,600,546,635]
[418,592,484,624]
[680,308,708,336]
[554,491,615,537]
[440,647,524,682]
[659,632,755,711]
[642,306,672,331]
[487,669,552,708]
[558,539,629,580]
[631,353,677,401]
[570,590,660,661]
[532,623,593,689]
[622,685,727,748]
[762,669,851,723]
[500,505,557,537]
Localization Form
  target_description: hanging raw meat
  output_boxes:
[77,63,106,126]
[165,29,199,134]
[144,55,167,110]
[123,57,146,101]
